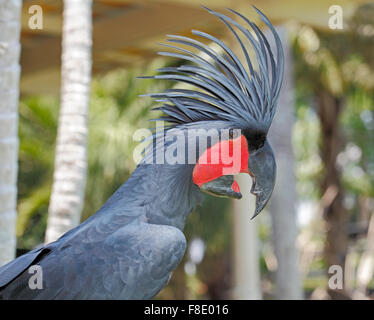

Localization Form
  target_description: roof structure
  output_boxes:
[20,0,368,95]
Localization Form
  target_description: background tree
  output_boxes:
[45,0,93,243]
[0,0,22,266]
[293,26,350,299]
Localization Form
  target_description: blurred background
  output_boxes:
[0,0,373,300]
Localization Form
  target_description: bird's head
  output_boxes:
[141,6,284,218]
[192,126,276,219]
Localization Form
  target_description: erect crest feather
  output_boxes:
[140,6,284,134]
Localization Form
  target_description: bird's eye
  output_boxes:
[257,137,266,149]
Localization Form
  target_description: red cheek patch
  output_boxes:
[192,135,250,187]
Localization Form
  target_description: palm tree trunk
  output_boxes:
[316,88,348,299]
[268,26,303,299]
[45,0,92,243]
[231,174,262,299]
[0,0,22,266]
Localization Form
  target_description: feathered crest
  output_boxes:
[140,6,284,134]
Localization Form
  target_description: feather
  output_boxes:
[141,6,284,134]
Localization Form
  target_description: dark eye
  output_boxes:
[256,136,266,149]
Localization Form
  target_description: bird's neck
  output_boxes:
[143,163,202,229]
[98,163,202,231]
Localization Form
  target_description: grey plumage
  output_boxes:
[0,164,201,299]
[0,6,283,299]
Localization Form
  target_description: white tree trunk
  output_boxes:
[45,0,92,243]
[0,0,22,266]
[356,213,374,294]
[231,174,262,299]
[268,26,303,299]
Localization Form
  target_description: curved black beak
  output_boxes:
[248,141,276,219]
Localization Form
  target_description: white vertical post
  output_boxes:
[232,173,262,299]
[0,0,22,266]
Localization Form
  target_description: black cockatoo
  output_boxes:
[0,6,283,299]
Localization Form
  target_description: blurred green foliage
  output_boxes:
[290,5,374,296]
